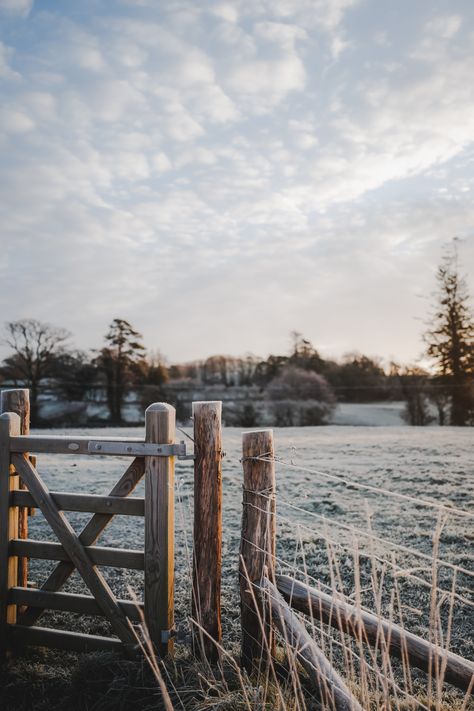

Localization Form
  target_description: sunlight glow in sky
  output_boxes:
[0,0,473,364]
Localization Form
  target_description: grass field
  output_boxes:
[1,425,473,710]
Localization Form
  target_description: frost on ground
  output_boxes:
[5,425,474,708]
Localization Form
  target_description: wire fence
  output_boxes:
[236,450,473,709]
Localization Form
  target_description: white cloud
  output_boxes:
[424,15,462,39]
[0,0,33,18]
[0,1,473,363]
[226,54,306,106]
[254,21,307,49]
[163,108,205,142]
[0,41,20,79]
[0,107,35,133]
[210,4,239,24]
[152,151,172,173]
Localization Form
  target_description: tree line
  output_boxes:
[1,241,473,426]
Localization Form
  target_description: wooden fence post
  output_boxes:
[239,429,276,672]
[0,389,30,590]
[0,412,21,659]
[144,403,175,657]
[192,401,222,661]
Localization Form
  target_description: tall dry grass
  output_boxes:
[132,488,472,711]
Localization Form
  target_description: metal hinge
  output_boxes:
[87,441,188,457]
[161,627,177,644]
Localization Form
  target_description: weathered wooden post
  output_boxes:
[144,403,175,657]
[0,412,21,659]
[0,389,30,590]
[192,401,223,661]
[239,429,276,671]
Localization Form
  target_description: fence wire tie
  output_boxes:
[242,485,276,501]
[240,451,275,463]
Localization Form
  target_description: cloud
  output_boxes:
[0,0,473,363]
[0,106,35,133]
[0,41,20,79]
[226,54,306,107]
[424,14,462,39]
[0,0,33,18]
[209,3,239,24]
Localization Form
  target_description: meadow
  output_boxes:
[2,425,473,710]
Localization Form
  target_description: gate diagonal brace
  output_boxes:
[11,454,137,649]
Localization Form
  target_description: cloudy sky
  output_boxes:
[1,0,473,365]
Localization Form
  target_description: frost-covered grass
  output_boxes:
[1,426,473,709]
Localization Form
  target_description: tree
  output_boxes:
[328,353,388,402]
[265,365,336,425]
[95,319,145,423]
[50,350,99,402]
[397,365,434,426]
[1,319,71,424]
[139,351,169,412]
[424,240,474,425]
[289,332,326,373]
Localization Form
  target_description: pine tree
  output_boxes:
[96,319,145,422]
[424,240,474,425]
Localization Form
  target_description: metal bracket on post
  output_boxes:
[161,627,177,644]
[87,441,188,457]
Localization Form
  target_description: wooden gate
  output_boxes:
[0,396,182,660]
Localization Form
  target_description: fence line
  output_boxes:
[241,531,474,611]
[242,489,474,579]
[239,429,474,708]
[251,455,474,520]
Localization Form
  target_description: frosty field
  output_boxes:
[8,425,473,709]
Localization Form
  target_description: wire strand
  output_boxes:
[252,455,474,520]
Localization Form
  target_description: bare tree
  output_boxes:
[2,319,71,423]
[424,240,474,425]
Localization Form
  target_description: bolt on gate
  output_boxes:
[0,391,185,659]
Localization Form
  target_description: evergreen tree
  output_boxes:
[424,240,474,425]
[96,319,145,422]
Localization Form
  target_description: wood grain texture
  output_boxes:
[277,574,474,694]
[144,403,175,657]
[0,412,21,659]
[12,455,137,648]
[9,435,144,455]
[239,429,276,672]
[11,539,144,569]
[1,390,30,591]
[11,490,145,516]
[192,401,222,662]
[9,587,143,621]
[19,456,145,627]
[259,577,365,711]
[9,625,125,653]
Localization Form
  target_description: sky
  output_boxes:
[0,0,473,366]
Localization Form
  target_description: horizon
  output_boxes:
[1,0,473,364]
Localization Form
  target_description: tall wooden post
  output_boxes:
[144,403,175,657]
[192,401,222,662]
[0,412,21,659]
[239,429,276,672]
[0,389,30,590]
